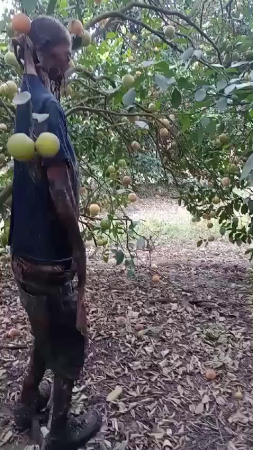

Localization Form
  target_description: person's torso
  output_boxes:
[9,76,79,264]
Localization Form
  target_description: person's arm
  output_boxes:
[47,162,86,283]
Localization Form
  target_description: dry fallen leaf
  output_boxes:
[228,410,249,425]
[195,402,204,414]
[202,394,210,404]
[106,386,123,402]
[0,429,13,446]
[216,396,226,406]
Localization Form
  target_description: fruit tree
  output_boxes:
[0,0,253,269]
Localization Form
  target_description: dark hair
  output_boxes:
[13,16,71,98]
[28,16,71,53]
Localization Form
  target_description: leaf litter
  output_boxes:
[0,228,252,449]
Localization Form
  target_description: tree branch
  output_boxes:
[65,105,152,118]
[85,2,222,63]
[0,183,13,207]
[46,0,58,15]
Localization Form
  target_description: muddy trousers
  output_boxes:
[21,344,74,435]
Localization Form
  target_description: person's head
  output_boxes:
[28,16,72,78]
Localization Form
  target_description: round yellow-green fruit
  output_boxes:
[7,133,35,161]
[4,51,19,68]
[212,195,220,205]
[165,25,175,39]
[100,219,110,231]
[122,74,135,89]
[221,177,230,187]
[128,192,137,203]
[4,80,18,98]
[148,102,156,112]
[118,159,127,168]
[219,133,229,145]
[82,30,91,47]
[89,203,100,216]
[107,165,115,174]
[122,175,132,186]
[0,123,7,131]
[35,132,60,157]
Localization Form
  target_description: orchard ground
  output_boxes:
[0,189,252,450]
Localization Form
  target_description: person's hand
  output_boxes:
[12,35,37,74]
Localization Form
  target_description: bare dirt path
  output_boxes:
[0,195,252,450]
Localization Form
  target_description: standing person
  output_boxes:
[9,16,101,450]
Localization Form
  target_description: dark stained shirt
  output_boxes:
[9,74,79,264]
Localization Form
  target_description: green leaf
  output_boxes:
[217,80,227,91]
[200,117,210,128]
[171,88,182,108]
[180,47,194,61]
[155,74,168,91]
[241,153,253,180]
[216,97,228,111]
[195,89,206,102]
[135,121,149,129]
[122,89,135,107]
[197,240,203,248]
[141,60,155,68]
[220,226,226,236]
[115,250,125,265]
[225,84,236,95]
[107,32,116,39]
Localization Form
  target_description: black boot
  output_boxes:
[44,376,102,450]
[14,344,48,431]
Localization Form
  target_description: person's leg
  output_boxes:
[14,343,50,430]
[44,281,101,450]
[14,279,51,430]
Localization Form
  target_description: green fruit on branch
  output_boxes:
[131,141,140,151]
[7,133,35,161]
[82,30,91,46]
[148,103,156,112]
[4,51,19,68]
[221,177,230,187]
[128,192,137,203]
[165,25,175,39]
[0,123,7,131]
[89,203,100,216]
[212,195,220,205]
[122,175,132,186]
[118,159,127,168]
[160,128,169,138]
[36,132,60,157]
[219,133,229,145]
[100,219,110,231]
[160,118,170,128]
[4,80,18,98]
[122,74,135,89]
[207,222,213,228]
[107,165,115,174]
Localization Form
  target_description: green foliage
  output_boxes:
[0,0,253,263]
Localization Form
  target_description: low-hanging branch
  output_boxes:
[84,2,222,63]
[65,105,153,118]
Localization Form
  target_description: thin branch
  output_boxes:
[0,99,15,120]
[74,67,116,87]
[0,183,13,207]
[46,0,58,15]
[84,2,222,63]
[65,105,153,118]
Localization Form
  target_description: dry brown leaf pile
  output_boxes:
[0,240,252,450]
